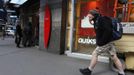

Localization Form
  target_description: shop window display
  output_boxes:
[69,0,134,54]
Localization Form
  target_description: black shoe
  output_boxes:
[79,68,91,75]
[23,45,27,47]
[118,73,125,75]
[17,45,21,48]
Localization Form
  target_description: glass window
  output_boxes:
[69,0,134,55]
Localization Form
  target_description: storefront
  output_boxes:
[19,0,39,46]
[65,0,134,65]
[15,0,134,70]
[39,0,134,69]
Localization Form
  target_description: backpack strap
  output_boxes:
[94,16,101,29]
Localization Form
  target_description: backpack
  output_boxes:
[111,18,123,41]
[95,16,123,41]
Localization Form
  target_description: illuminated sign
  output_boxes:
[81,16,94,28]
[122,22,134,34]
[78,37,96,45]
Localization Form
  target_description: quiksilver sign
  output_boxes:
[78,38,96,45]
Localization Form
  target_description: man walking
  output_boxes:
[15,23,22,48]
[79,9,125,75]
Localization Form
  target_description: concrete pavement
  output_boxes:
[0,37,133,75]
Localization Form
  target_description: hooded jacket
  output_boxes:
[93,16,113,46]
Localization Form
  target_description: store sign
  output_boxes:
[77,1,97,45]
[78,37,96,45]
[81,16,94,28]
[122,22,134,34]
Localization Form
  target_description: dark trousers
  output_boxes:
[15,36,21,47]
[23,35,32,47]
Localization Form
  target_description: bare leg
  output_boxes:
[111,54,124,74]
[88,51,98,70]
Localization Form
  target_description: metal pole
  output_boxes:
[69,0,74,52]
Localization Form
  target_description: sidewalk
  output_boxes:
[0,38,133,75]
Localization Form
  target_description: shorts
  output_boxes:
[93,42,117,56]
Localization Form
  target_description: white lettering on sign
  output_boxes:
[121,22,134,34]
[122,22,134,27]
[78,38,96,45]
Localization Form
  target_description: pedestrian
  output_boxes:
[15,23,22,48]
[2,26,5,40]
[79,9,125,75]
[22,22,33,47]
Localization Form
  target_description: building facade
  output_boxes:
[19,0,39,46]
[39,0,134,59]
[20,0,134,70]
[39,0,67,54]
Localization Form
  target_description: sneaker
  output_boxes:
[79,68,92,75]
[118,73,125,75]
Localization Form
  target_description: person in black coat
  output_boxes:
[79,9,125,75]
[15,24,22,48]
[22,22,33,47]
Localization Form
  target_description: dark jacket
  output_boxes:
[93,16,113,46]
[16,25,22,37]
[23,22,32,36]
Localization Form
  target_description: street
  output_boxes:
[0,38,133,75]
